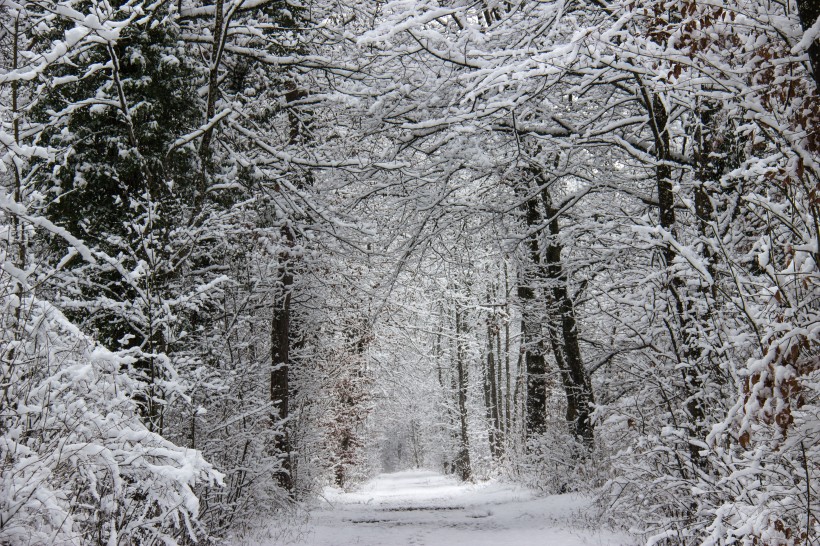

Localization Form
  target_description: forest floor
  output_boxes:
[259,469,634,546]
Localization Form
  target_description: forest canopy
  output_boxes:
[0,0,818,543]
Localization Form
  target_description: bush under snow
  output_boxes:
[0,278,223,545]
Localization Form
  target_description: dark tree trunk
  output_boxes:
[519,290,548,438]
[541,188,595,448]
[495,321,506,447]
[486,318,501,458]
[483,336,496,455]
[512,337,525,440]
[271,240,294,493]
[410,419,422,468]
[693,102,722,301]
[520,195,549,438]
[482,319,493,446]
[797,0,820,88]
[435,320,458,475]
[543,298,577,427]
[504,263,512,435]
[454,304,472,481]
[519,178,594,447]
[647,91,706,469]
[269,73,312,494]
[335,434,350,487]
[195,0,224,213]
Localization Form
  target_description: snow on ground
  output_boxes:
[273,469,635,546]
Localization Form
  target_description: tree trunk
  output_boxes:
[483,331,496,455]
[271,242,294,493]
[10,13,25,332]
[520,196,548,438]
[486,318,501,458]
[436,314,458,475]
[540,187,595,448]
[797,0,820,88]
[512,337,525,441]
[411,419,422,468]
[648,91,706,469]
[520,180,595,447]
[545,303,578,429]
[269,68,312,494]
[195,0,224,213]
[495,320,505,446]
[454,304,472,481]
[504,262,512,435]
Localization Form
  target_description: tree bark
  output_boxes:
[648,90,706,469]
[520,178,595,448]
[519,194,549,438]
[540,187,595,448]
[483,329,496,455]
[271,235,294,493]
[11,13,25,324]
[486,317,501,458]
[454,303,472,481]
[195,0,225,213]
[504,262,512,435]
[797,0,820,88]
[269,61,312,495]
[495,319,505,445]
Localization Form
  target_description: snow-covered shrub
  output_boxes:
[600,145,818,546]
[517,421,594,494]
[0,267,222,545]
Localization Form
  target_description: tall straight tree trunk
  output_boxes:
[454,303,472,481]
[269,65,312,494]
[10,12,25,330]
[646,90,706,469]
[482,334,496,454]
[334,323,370,488]
[271,244,294,493]
[545,301,578,429]
[797,0,820,88]
[482,328,498,459]
[520,195,548,438]
[512,337,525,441]
[495,321,505,445]
[519,168,595,447]
[194,0,224,213]
[504,262,512,435]
[486,317,501,458]
[435,318,458,475]
[540,187,595,448]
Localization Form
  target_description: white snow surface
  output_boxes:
[271,470,635,546]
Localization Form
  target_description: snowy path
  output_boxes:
[281,470,633,546]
